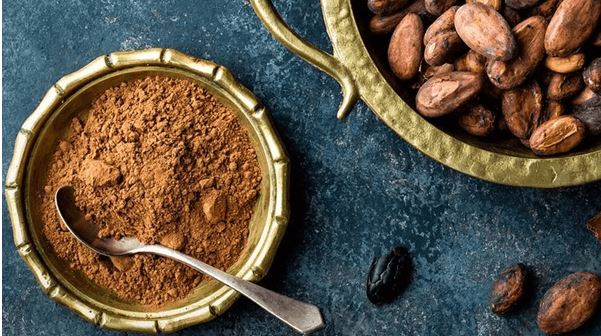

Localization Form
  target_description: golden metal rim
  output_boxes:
[317,0,601,188]
[4,48,290,333]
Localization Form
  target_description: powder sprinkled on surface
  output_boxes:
[39,75,262,306]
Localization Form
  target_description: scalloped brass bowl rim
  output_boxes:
[320,0,601,188]
[4,48,290,333]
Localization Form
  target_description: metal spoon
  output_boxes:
[55,185,324,334]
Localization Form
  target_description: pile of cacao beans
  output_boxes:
[369,0,601,156]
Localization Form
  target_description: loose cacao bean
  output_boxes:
[490,263,529,315]
[537,272,601,334]
[366,246,412,304]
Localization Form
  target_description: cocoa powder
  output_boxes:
[39,75,262,306]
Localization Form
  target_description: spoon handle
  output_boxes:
[141,244,325,334]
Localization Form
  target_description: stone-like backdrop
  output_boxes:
[3,1,600,335]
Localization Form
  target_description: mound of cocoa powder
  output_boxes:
[39,75,262,306]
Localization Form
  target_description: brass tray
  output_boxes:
[250,0,601,188]
[5,49,289,333]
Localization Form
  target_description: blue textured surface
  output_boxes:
[3,1,601,335]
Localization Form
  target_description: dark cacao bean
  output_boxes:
[573,95,601,136]
[490,263,529,315]
[584,57,601,94]
[366,246,412,304]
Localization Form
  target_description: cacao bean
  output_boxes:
[369,0,429,34]
[547,72,583,101]
[572,87,599,106]
[545,100,564,120]
[573,94,601,135]
[505,0,540,9]
[487,16,547,90]
[368,0,411,15]
[537,272,601,334]
[464,50,487,73]
[366,246,412,304]
[545,53,586,74]
[502,80,544,139]
[424,30,465,66]
[425,0,459,16]
[424,6,458,44]
[454,3,517,61]
[388,13,424,80]
[502,6,522,27]
[544,0,601,56]
[529,0,562,19]
[529,115,586,155]
[423,63,455,79]
[583,57,601,94]
[466,0,502,11]
[416,71,484,117]
[490,263,529,315]
[454,53,469,72]
[458,104,496,136]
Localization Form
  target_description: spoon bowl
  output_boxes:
[55,186,145,256]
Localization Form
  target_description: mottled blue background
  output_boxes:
[3,1,601,335]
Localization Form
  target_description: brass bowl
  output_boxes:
[251,0,601,188]
[4,49,289,333]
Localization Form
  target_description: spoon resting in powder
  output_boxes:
[55,185,324,334]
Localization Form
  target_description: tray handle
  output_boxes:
[250,0,359,119]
